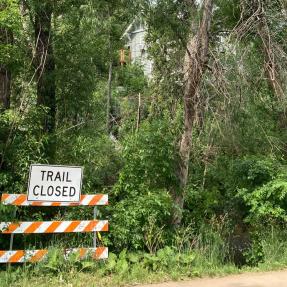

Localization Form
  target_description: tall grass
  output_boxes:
[190,217,238,276]
[3,222,287,286]
[247,225,287,270]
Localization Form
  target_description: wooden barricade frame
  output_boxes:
[0,193,109,263]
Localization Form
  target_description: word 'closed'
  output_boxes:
[27,165,83,202]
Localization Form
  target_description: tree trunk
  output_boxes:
[172,0,213,227]
[0,24,13,110]
[136,93,141,131]
[0,65,11,110]
[107,61,113,133]
[257,12,283,100]
[34,2,56,134]
[256,5,287,146]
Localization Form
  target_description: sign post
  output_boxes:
[93,207,99,248]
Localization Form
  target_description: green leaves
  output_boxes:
[110,189,172,251]
[239,178,287,224]
[0,0,20,30]
[117,119,179,195]
[104,247,195,275]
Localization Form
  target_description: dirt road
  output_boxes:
[139,269,287,287]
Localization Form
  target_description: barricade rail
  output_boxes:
[0,193,109,263]
[1,193,108,206]
[0,247,108,263]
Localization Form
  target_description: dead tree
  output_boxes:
[172,0,213,226]
[34,1,56,134]
[257,5,284,100]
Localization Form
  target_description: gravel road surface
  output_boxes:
[139,269,287,287]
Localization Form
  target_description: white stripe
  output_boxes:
[0,220,108,233]
[54,221,71,233]
[74,221,90,232]
[0,222,28,233]
[0,250,45,263]
[66,248,108,258]
[17,254,26,263]
[99,248,109,259]
[81,195,91,205]
[3,195,17,205]
[16,222,32,233]
[35,222,52,233]
[98,195,108,205]
[19,200,29,206]
[20,200,29,206]
[0,248,108,263]
[2,194,108,206]
[24,250,37,261]
[2,194,27,205]
[95,220,108,231]
[0,251,17,263]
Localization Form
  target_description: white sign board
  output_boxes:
[27,164,83,202]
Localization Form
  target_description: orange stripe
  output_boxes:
[102,222,109,231]
[94,247,105,259]
[69,203,78,206]
[13,195,26,205]
[0,248,108,263]
[1,194,9,202]
[31,202,43,206]
[64,221,80,233]
[89,195,102,205]
[51,203,61,206]
[29,250,48,263]
[83,220,98,232]
[79,248,86,258]
[9,251,24,263]
[2,223,20,234]
[45,221,62,233]
[24,222,42,233]
[1,194,107,206]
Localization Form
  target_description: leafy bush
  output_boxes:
[116,119,179,195]
[108,119,178,251]
[239,178,287,224]
[184,156,283,227]
[245,226,287,267]
[110,189,172,251]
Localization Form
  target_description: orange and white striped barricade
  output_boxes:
[0,250,49,263]
[0,193,109,263]
[1,193,108,206]
[0,247,108,263]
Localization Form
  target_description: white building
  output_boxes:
[121,19,153,78]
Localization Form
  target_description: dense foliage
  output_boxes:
[1,0,287,273]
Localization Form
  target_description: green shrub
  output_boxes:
[110,189,172,251]
[245,226,287,267]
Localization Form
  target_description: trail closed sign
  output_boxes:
[27,164,83,202]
